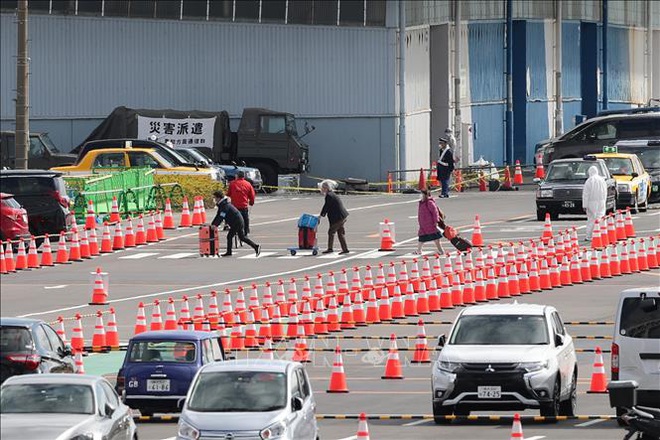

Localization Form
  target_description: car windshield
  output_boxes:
[0,327,33,352]
[286,114,298,137]
[602,157,635,176]
[450,315,549,345]
[619,297,660,339]
[0,384,94,414]
[128,340,196,363]
[545,162,604,182]
[187,371,287,412]
[618,148,660,170]
[39,134,60,153]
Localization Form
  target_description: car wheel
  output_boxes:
[536,210,545,221]
[540,378,561,421]
[632,192,639,214]
[559,369,577,417]
[433,402,453,424]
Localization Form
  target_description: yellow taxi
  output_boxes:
[593,150,651,213]
[52,147,223,182]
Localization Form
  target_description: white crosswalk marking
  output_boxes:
[278,255,301,259]
[239,252,277,259]
[317,253,343,259]
[355,251,395,259]
[158,252,198,259]
[119,252,160,259]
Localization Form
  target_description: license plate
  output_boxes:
[562,201,575,208]
[477,386,501,399]
[653,185,658,191]
[146,379,170,392]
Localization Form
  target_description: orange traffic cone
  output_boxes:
[387,172,393,193]
[56,316,67,342]
[542,213,553,243]
[163,198,175,229]
[3,240,16,273]
[112,222,125,250]
[124,217,136,247]
[478,171,487,192]
[74,351,85,374]
[150,299,163,331]
[0,241,6,274]
[591,218,603,249]
[70,314,85,353]
[85,199,97,230]
[146,214,158,242]
[356,413,370,440]
[155,211,165,240]
[88,228,100,256]
[535,162,545,179]
[135,215,147,245]
[89,267,109,305]
[26,237,40,269]
[165,297,178,330]
[134,302,147,335]
[327,345,349,393]
[510,413,524,439]
[79,227,91,259]
[100,223,113,253]
[418,167,427,191]
[587,346,608,393]
[56,232,70,264]
[106,308,120,349]
[14,239,28,270]
[199,198,207,224]
[179,196,192,227]
[379,219,395,251]
[513,160,523,185]
[624,207,636,237]
[471,215,484,247]
[502,166,513,190]
[109,196,121,223]
[411,319,431,363]
[615,210,626,240]
[91,311,107,352]
[381,333,404,379]
[429,161,439,187]
[292,323,310,363]
[191,197,203,226]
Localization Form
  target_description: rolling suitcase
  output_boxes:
[288,214,320,256]
[199,224,220,257]
[443,225,473,252]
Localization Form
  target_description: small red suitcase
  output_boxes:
[298,227,317,250]
[199,224,220,256]
[443,225,473,252]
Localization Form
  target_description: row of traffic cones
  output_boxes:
[591,209,637,249]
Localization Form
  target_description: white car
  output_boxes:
[432,302,578,422]
[611,287,660,418]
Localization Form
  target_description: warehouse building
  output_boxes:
[1,1,658,183]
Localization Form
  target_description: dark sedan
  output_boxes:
[535,157,616,221]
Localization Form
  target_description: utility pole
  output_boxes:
[15,0,29,170]
[398,0,406,174]
[554,0,563,137]
[453,0,463,167]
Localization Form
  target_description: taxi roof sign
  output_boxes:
[603,145,617,153]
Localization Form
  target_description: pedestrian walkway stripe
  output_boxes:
[239,252,277,259]
[119,252,160,259]
[157,252,198,259]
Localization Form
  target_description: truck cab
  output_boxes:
[0,131,76,170]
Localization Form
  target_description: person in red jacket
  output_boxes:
[227,171,256,236]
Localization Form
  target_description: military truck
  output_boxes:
[0,131,76,170]
[78,107,311,191]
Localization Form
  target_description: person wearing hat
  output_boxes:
[437,136,455,198]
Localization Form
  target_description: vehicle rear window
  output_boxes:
[1,197,21,209]
[0,177,57,195]
[0,327,33,353]
[619,297,660,339]
[127,340,196,363]
[0,384,94,414]
[450,315,549,345]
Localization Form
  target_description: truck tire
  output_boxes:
[257,163,278,194]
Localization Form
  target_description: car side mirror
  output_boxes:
[533,177,542,183]
[177,397,186,409]
[437,334,446,348]
[104,403,116,417]
[62,344,73,357]
[291,396,303,411]
[120,389,126,404]
[555,334,565,347]
[631,172,639,178]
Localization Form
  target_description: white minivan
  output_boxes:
[611,287,660,416]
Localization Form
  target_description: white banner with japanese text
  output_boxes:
[137,116,216,148]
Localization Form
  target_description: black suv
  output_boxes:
[536,109,660,166]
[0,317,75,384]
[0,170,73,238]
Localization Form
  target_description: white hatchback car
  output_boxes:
[432,302,578,422]
[611,287,660,417]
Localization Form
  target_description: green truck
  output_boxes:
[79,107,311,191]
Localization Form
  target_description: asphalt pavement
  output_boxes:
[1,188,658,440]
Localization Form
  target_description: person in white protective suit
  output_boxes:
[582,166,608,241]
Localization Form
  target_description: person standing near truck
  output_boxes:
[582,166,608,242]
[211,190,261,257]
[227,170,256,236]
[319,180,350,255]
[437,137,455,198]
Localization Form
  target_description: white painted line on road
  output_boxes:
[355,251,395,259]
[525,436,546,440]
[158,437,176,440]
[44,285,68,289]
[402,419,431,427]
[158,252,198,259]
[118,252,160,259]
[318,254,343,259]
[277,255,301,260]
[239,252,277,259]
[335,436,357,440]
[575,418,606,427]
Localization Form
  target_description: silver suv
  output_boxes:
[432,302,577,422]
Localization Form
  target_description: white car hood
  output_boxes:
[184,410,281,432]
[0,413,91,440]
[439,345,551,363]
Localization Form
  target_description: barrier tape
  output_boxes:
[133,414,617,423]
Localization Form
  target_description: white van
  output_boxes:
[611,287,660,416]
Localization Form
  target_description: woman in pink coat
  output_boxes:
[415,189,446,254]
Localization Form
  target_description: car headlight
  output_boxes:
[260,420,287,439]
[177,420,200,440]
[436,360,461,373]
[519,360,549,372]
[536,189,553,198]
[617,183,631,193]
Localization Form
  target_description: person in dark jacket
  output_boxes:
[211,190,261,257]
[437,137,455,198]
[319,179,349,254]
